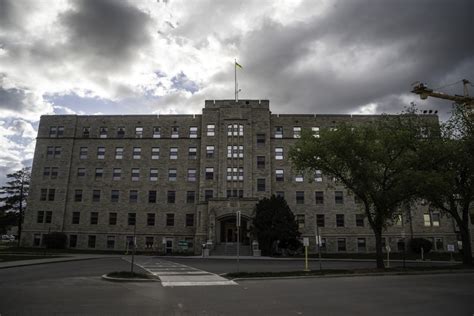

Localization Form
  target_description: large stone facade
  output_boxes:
[21,100,461,254]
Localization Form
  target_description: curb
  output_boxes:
[101,274,159,282]
[0,256,118,269]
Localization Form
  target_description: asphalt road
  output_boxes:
[0,258,472,316]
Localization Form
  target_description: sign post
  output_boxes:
[315,222,322,271]
[385,245,391,268]
[303,237,310,271]
[236,210,241,273]
[447,244,455,261]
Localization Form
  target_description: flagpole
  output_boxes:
[234,59,238,102]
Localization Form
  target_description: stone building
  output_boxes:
[21,100,459,254]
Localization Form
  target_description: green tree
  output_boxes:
[289,115,425,268]
[252,195,300,255]
[0,167,30,246]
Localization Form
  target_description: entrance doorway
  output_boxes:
[165,239,173,254]
[218,216,249,244]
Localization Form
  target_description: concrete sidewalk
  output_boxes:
[0,253,121,269]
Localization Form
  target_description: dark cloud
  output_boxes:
[0,85,26,111]
[171,72,199,94]
[0,0,21,30]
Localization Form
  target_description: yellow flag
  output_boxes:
[235,61,243,69]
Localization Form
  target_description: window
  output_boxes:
[336,214,345,227]
[147,213,155,226]
[107,236,115,249]
[112,168,121,180]
[72,212,80,224]
[316,214,325,227]
[153,126,161,138]
[424,211,440,227]
[145,237,154,249]
[187,169,197,182]
[312,127,320,138]
[227,145,244,158]
[90,212,98,225]
[226,190,244,198]
[47,146,54,158]
[315,191,324,204]
[423,213,431,226]
[276,191,285,198]
[149,168,158,181]
[43,167,50,177]
[40,188,47,201]
[83,127,90,138]
[296,214,305,229]
[394,214,403,226]
[50,167,58,179]
[111,190,119,202]
[256,133,265,146]
[206,146,215,158]
[227,124,244,136]
[92,190,101,202]
[275,147,283,160]
[135,127,143,138]
[314,170,323,182]
[296,191,305,204]
[168,168,177,181]
[95,168,103,179]
[187,191,196,203]
[337,238,346,251]
[133,147,141,159]
[171,126,179,138]
[97,147,105,159]
[117,127,125,138]
[69,235,77,248]
[53,146,62,158]
[432,212,440,227]
[45,211,52,223]
[257,156,265,169]
[109,213,117,225]
[295,174,304,182]
[357,238,366,252]
[207,124,215,136]
[166,214,175,226]
[33,234,41,246]
[99,127,108,138]
[226,167,244,181]
[88,235,96,248]
[129,190,138,203]
[74,190,82,202]
[276,169,284,182]
[151,147,160,159]
[188,147,197,159]
[356,214,365,227]
[186,214,195,227]
[275,126,283,138]
[49,126,57,137]
[148,190,157,203]
[167,191,176,203]
[128,213,136,226]
[48,189,55,201]
[257,179,266,192]
[131,168,140,181]
[37,211,45,223]
[170,147,178,159]
[293,126,301,138]
[320,238,327,251]
[79,147,88,159]
[205,167,214,180]
[115,147,123,159]
[204,190,213,201]
[189,126,198,138]
[335,191,344,204]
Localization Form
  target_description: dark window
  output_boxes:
[54,147,62,158]
[92,190,101,202]
[148,190,157,203]
[107,236,115,249]
[296,191,305,204]
[79,147,88,159]
[276,169,284,182]
[45,211,52,224]
[336,214,345,227]
[128,213,136,226]
[88,235,96,248]
[166,213,175,226]
[356,214,365,227]
[186,191,195,204]
[33,234,41,246]
[256,133,266,146]
[43,167,50,177]
[109,213,117,225]
[357,238,366,252]
[129,190,138,203]
[186,214,195,227]
[296,214,305,229]
[145,237,154,249]
[206,146,215,158]
[95,168,103,179]
[77,168,86,177]
[69,235,77,248]
[40,189,47,201]
[204,190,213,201]
[188,147,197,159]
[111,190,119,202]
[99,127,107,138]
[37,211,45,223]
[315,191,324,204]
[335,191,344,204]
[257,179,266,192]
[147,213,155,226]
[49,126,57,137]
[257,156,265,169]
[205,167,214,180]
[72,212,80,224]
[74,189,82,202]
[117,127,125,138]
[167,191,176,203]
[48,189,55,201]
[316,214,325,227]
[276,191,285,198]
[47,146,54,158]
[57,126,64,137]
[50,167,58,179]
[90,212,98,225]
[337,238,346,251]
[82,127,90,138]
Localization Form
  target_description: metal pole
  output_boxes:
[236,210,240,273]
[131,223,136,274]
[316,222,322,271]
[403,238,406,269]
[234,59,237,102]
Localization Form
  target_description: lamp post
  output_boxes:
[401,230,406,269]
[130,223,137,274]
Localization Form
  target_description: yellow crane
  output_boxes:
[411,79,474,110]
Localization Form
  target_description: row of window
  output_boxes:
[296,213,366,229]
[77,146,210,160]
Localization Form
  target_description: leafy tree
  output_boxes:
[252,195,300,255]
[410,238,433,254]
[0,167,30,246]
[289,115,425,268]
[43,232,67,249]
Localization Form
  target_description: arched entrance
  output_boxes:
[217,214,250,245]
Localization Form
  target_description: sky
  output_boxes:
[0,0,473,184]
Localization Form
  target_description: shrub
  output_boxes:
[43,232,67,249]
[410,238,433,254]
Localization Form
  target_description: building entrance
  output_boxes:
[218,216,249,244]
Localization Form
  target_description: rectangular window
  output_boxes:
[48,189,55,201]
[205,167,214,180]
[151,147,160,159]
[166,213,175,226]
[54,146,62,158]
[153,126,161,138]
[315,191,324,204]
[186,214,195,227]
[45,211,52,223]
[227,145,244,158]
[187,169,197,182]
[90,212,98,225]
[83,127,90,138]
[320,238,327,251]
[296,191,305,204]
[33,234,41,246]
[357,238,366,252]
[167,191,176,203]
[356,214,365,227]
[69,235,77,248]
[145,237,154,249]
[128,213,136,226]
[43,167,50,177]
[37,211,45,223]
[149,168,158,181]
[316,214,325,227]
[147,213,155,226]
[47,146,54,158]
[206,145,215,158]
[109,212,117,225]
[431,212,440,227]
[112,168,121,180]
[92,190,101,202]
[188,147,197,159]
[117,127,125,138]
[95,168,103,179]
[50,167,58,179]
[131,168,140,181]
[168,168,177,181]
[107,236,115,249]
[148,190,157,203]
[72,212,80,224]
[40,188,47,201]
[296,214,305,229]
[337,238,346,251]
[275,126,283,138]
[170,147,178,159]
[88,235,96,248]
[204,190,213,201]
[99,127,108,138]
[335,191,344,204]
[111,190,119,202]
[133,147,141,159]
[276,191,285,198]
[187,191,196,204]
[257,179,266,192]
[207,124,215,136]
[49,126,57,137]
[97,147,105,159]
[276,169,284,182]
[295,174,304,182]
[79,147,88,159]
[135,126,143,138]
[256,133,265,146]
[314,170,323,182]
[56,126,64,137]
[312,127,320,138]
[293,126,301,138]
[336,214,345,227]
[171,126,179,138]
[257,156,265,169]
[189,126,198,138]
[115,147,123,159]
[275,147,283,160]
[129,190,138,203]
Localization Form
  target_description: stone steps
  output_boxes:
[211,244,252,256]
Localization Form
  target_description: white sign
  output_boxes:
[385,245,391,252]
[236,211,241,227]
[303,237,309,247]
[315,235,322,245]
[447,244,455,252]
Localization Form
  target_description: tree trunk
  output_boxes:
[459,224,473,265]
[374,229,385,269]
